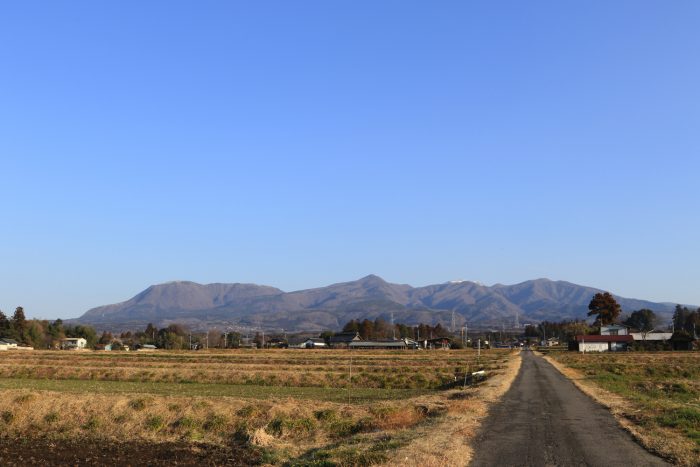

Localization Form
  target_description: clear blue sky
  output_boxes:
[1,1,699,319]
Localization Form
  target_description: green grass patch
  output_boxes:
[0,378,429,402]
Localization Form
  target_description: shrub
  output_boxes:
[145,415,165,431]
[203,414,227,432]
[82,416,100,430]
[314,409,337,422]
[14,393,36,405]
[2,411,14,424]
[128,398,147,411]
[174,416,200,429]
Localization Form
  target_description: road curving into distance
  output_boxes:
[469,350,669,467]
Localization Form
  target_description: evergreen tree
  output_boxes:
[12,306,28,343]
[0,310,10,336]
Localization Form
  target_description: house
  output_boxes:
[328,332,361,348]
[544,337,560,347]
[349,338,419,350]
[94,343,113,351]
[571,335,633,352]
[61,338,87,350]
[302,338,327,349]
[600,324,629,336]
[267,338,288,348]
[0,338,19,349]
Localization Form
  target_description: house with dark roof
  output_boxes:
[328,332,361,348]
[349,338,419,350]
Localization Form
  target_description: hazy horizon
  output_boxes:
[2,1,699,319]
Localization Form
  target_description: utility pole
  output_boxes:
[391,312,395,340]
[206,331,209,350]
[347,356,352,404]
[188,334,191,350]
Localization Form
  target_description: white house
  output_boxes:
[61,337,87,350]
[600,324,629,336]
[0,338,18,349]
[573,334,633,352]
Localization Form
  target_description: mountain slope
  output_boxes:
[75,275,682,332]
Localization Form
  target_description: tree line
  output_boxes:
[0,307,97,348]
[341,318,451,340]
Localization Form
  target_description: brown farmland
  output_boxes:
[0,348,520,466]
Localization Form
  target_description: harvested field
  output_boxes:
[546,351,700,466]
[0,348,518,465]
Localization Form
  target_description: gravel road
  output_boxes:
[469,350,669,467]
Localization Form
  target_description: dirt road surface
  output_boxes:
[469,350,669,467]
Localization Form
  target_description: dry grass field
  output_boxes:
[546,351,700,466]
[0,348,520,466]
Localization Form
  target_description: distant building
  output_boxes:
[328,332,361,348]
[630,332,672,342]
[0,338,19,349]
[426,337,451,349]
[61,338,87,350]
[136,344,157,352]
[571,335,633,352]
[302,338,327,349]
[599,324,629,336]
[349,338,419,350]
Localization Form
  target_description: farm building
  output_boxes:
[61,337,87,350]
[137,344,157,352]
[328,332,361,348]
[630,332,673,342]
[302,338,327,349]
[571,335,633,352]
[349,338,419,350]
[426,337,451,349]
[0,338,19,349]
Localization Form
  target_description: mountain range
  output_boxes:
[74,275,682,332]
